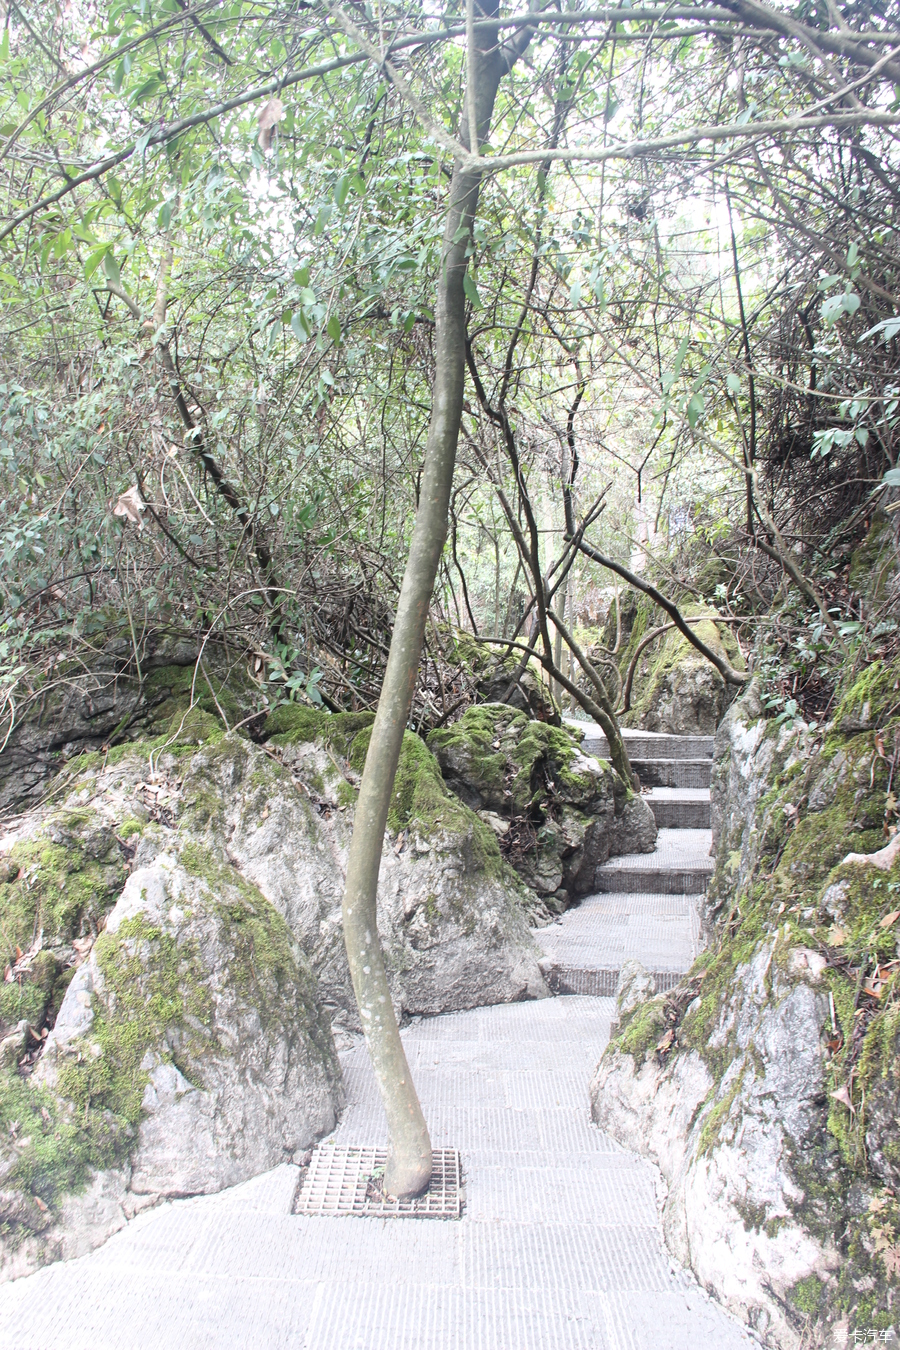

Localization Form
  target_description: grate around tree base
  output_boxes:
[294,1145,463,1219]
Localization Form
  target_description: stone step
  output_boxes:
[646,787,711,829]
[594,828,714,895]
[533,891,700,981]
[630,757,712,789]
[566,719,714,762]
[542,966,684,997]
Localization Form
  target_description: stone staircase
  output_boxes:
[534,723,714,998]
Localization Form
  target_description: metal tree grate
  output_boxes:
[294,1145,463,1220]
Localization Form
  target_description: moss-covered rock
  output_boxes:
[618,597,744,735]
[446,630,560,723]
[187,728,547,1026]
[0,714,346,1283]
[590,675,900,1348]
[0,630,262,814]
[427,703,656,904]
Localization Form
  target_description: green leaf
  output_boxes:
[726,373,741,394]
[686,391,704,428]
[463,271,482,309]
[293,266,310,287]
[882,467,900,487]
[816,273,842,291]
[672,334,690,379]
[860,317,900,342]
[821,294,844,326]
[84,245,110,280]
[130,75,162,106]
[326,315,341,344]
[334,174,350,208]
[157,200,173,230]
[102,252,121,287]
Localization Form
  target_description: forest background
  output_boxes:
[0,0,896,739]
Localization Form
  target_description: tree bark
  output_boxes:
[340,4,539,1199]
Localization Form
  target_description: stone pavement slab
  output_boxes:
[0,999,754,1350]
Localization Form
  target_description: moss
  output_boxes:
[427,704,595,819]
[789,1274,825,1317]
[141,661,256,735]
[612,995,667,1067]
[265,704,375,754]
[178,842,337,1067]
[348,724,500,869]
[833,653,900,728]
[697,1069,745,1157]
[0,815,126,1036]
[0,1065,107,1216]
[56,913,212,1129]
[848,512,896,605]
[117,818,144,841]
[620,603,742,728]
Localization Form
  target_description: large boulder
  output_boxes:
[0,704,546,1280]
[195,707,548,1027]
[427,703,656,908]
[0,726,342,1281]
[620,602,743,736]
[588,676,900,1348]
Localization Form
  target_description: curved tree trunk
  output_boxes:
[340,5,539,1199]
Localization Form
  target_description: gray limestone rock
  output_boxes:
[591,956,840,1350]
[427,703,656,904]
[185,734,547,1026]
[0,709,548,1284]
[615,959,656,1020]
[622,616,744,737]
[591,681,900,1347]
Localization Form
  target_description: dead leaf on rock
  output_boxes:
[830,1084,855,1113]
[827,926,847,946]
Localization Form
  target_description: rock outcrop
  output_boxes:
[589,673,900,1348]
[0,629,260,814]
[617,600,743,736]
[427,703,656,908]
[0,703,546,1281]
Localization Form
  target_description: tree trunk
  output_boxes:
[341,6,536,1199]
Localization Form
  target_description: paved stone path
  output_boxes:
[0,726,755,1350]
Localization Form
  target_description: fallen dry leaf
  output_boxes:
[830,1085,854,1112]
[879,910,900,929]
[113,484,145,528]
[827,926,847,946]
[258,97,285,151]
